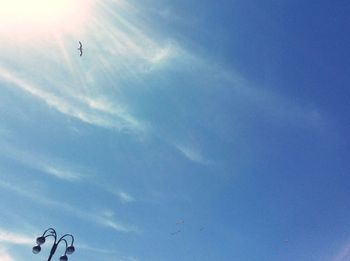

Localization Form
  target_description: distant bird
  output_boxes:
[176,220,185,225]
[284,240,289,243]
[171,230,181,236]
[78,41,83,56]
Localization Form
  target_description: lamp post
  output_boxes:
[32,228,75,261]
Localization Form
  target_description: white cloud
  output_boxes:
[118,191,135,204]
[0,229,33,246]
[78,243,116,254]
[43,166,82,181]
[79,243,140,261]
[0,143,84,181]
[175,144,210,165]
[0,67,145,132]
[149,43,174,65]
[100,185,136,204]
[82,0,179,75]
[98,218,138,233]
[0,180,138,234]
[0,248,15,261]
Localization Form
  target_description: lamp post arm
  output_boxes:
[57,234,74,246]
[43,228,57,237]
[47,238,69,261]
[44,229,58,261]
[61,239,69,255]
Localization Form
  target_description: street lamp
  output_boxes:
[32,228,75,261]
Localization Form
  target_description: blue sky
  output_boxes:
[0,0,350,260]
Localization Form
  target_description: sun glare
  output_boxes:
[0,0,95,39]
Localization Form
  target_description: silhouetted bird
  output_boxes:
[171,230,181,236]
[176,220,184,225]
[78,41,83,56]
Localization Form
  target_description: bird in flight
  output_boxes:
[78,41,83,56]
[170,230,181,236]
[176,220,184,225]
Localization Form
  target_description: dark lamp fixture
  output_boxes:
[32,228,75,261]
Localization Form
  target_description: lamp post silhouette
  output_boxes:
[32,228,75,261]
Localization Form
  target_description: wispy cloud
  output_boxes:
[0,180,138,234]
[0,248,15,261]
[332,239,350,261]
[117,191,135,204]
[80,242,140,261]
[96,2,176,61]
[97,184,137,204]
[0,142,84,181]
[91,209,139,233]
[78,243,139,261]
[78,243,117,254]
[0,229,33,246]
[0,67,145,132]
[175,143,210,165]
[98,218,138,233]
[0,0,182,138]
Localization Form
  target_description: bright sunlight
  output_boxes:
[0,0,95,39]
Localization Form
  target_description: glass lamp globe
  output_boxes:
[36,236,46,245]
[32,245,41,254]
[59,255,68,261]
[66,245,75,255]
